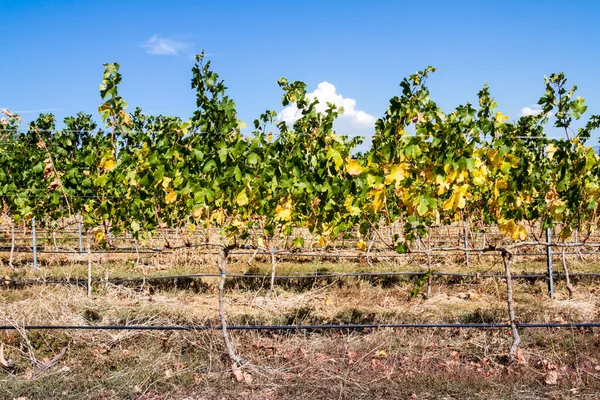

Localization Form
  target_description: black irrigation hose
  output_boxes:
[2,271,600,286]
[0,322,598,331]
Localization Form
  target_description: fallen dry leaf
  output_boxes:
[232,364,244,382]
[315,353,332,362]
[515,348,527,365]
[544,370,558,385]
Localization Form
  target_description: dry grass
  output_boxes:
[0,251,599,399]
[0,327,599,399]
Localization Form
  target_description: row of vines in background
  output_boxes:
[2,55,600,364]
[1,51,600,256]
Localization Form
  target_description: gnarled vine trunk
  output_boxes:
[266,248,277,298]
[8,221,15,268]
[218,246,242,366]
[561,248,574,298]
[502,251,520,356]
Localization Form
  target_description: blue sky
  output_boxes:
[2,0,600,143]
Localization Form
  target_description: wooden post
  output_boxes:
[87,239,92,299]
[546,228,554,298]
[78,215,83,256]
[32,218,38,273]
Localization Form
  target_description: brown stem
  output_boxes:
[52,231,58,252]
[561,248,574,299]
[38,137,74,219]
[502,251,520,356]
[134,240,140,268]
[9,221,15,269]
[366,232,376,267]
[574,229,584,262]
[426,252,432,299]
[153,197,172,249]
[87,238,92,299]
[218,245,242,366]
[102,219,113,247]
[247,247,260,266]
[266,248,277,298]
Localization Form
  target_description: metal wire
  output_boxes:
[0,322,597,332]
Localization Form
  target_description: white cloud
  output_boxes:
[144,35,191,55]
[520,106,544,117]
[13,108,60,114]
[278,81,376,134]
[520,106,555,120]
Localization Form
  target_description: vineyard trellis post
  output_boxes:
[546,228,554,298]
[8,221,15,268]
[32,217,37,273]
[463,231,470,267]
[87,238,92,299]
[77,214,83,256]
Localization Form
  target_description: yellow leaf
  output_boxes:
[357,239,367,252]
[366,185,385,214]
[487,149,501,167]
[318,236,327,247]
[546,144,557,160]
[517,225,527,241]
[498,218,525,240]
[275,200,293,221]
[188,224,195,232]
[443,184,469,211]
[435,175,450,195]
[99,158,115,172]
[442,197,454,211]
[236,191,249,206]
[119,110,132,126]
[165,191,177,204]
[495,112,509,124]
[344,196,361,216]
[384,163,407,186]
[161,177,172,189]
[213,211,225,225]
[456,170,468,183]
[267,132,273,142]
[505,154,519,167]
[472,165,488,186]
[445,170,457,184]
[346,159,363,176]
[94,228,105,242]
[191,208,202,219]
